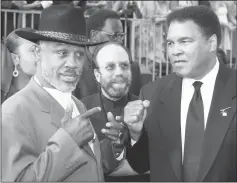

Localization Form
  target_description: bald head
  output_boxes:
[96,43,129,69]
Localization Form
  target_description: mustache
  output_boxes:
[61,68,81,75]
[110,77,130,83]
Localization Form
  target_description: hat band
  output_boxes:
[37,31,89,42]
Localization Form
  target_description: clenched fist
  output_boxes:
[61,103,101,147]
[123,100,150,141]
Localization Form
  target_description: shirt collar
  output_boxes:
[33,76,72,110]
[183,57,219,86]
[101,92,130,109]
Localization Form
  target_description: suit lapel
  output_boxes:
[197,65,237,181]
[29,79,97,159]
[93,136,104,181]
[72,96,96,159]
[158,74,183,181]
[89,93,106,123]
[28,78,65,129]
[49,98,65,128]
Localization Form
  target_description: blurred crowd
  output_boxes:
[2,1,236,73]
[2,1,236,22]
[1,1,236,82]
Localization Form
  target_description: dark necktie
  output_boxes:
[183,81,204,181]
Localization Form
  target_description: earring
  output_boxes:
[13,64,19,77]
[36,57,40,62]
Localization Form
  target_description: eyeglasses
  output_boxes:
[90,30,126,43]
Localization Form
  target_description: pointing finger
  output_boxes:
[107,112,116,122]
[80,107,101,119]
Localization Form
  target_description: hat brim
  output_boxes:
[15,30,107,46]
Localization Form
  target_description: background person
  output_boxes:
[74,9,142,99]
[2,28,37,103]
[82,41,150,182]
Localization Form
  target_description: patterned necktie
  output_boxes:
[183,81,204,181]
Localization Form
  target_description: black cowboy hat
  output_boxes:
[15,5,105,46]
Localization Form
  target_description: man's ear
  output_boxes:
[10,53,20,65]
[94,68,101,83]
[208,34,218,52]
[33,45,41,63]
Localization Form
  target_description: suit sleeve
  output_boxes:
[2,113,88,182]
[126,87,150,174]
[78,100,122,175]
[100,139,122,174]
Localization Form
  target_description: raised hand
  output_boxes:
[101,112,128,144]
[123,100,150,141]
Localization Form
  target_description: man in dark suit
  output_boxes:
[81,41,150,182]
[121,6,236,182]
[73,9,142,99]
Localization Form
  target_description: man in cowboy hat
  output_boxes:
[2,5,125,182]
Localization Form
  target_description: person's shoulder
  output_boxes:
[131,62,141,73]
[227,66,237,77]
[220,64,236,82]
[228,68,237,80]
[141,72,177,93]
[2,88,34,118]
[218,65,237,102]
[80,93,100,107]
[2,92,29,130]
[223,66,236,89]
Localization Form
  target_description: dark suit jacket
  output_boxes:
[74,56,142,99]
[81,92,138,141]
[82,92,150,181]
[127,64,236,182]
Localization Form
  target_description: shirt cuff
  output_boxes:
[115,149,124,160]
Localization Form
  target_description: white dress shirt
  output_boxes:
[181,59,219,161]
[33,77,95,154]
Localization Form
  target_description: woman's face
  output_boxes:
[17,38,37,76]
